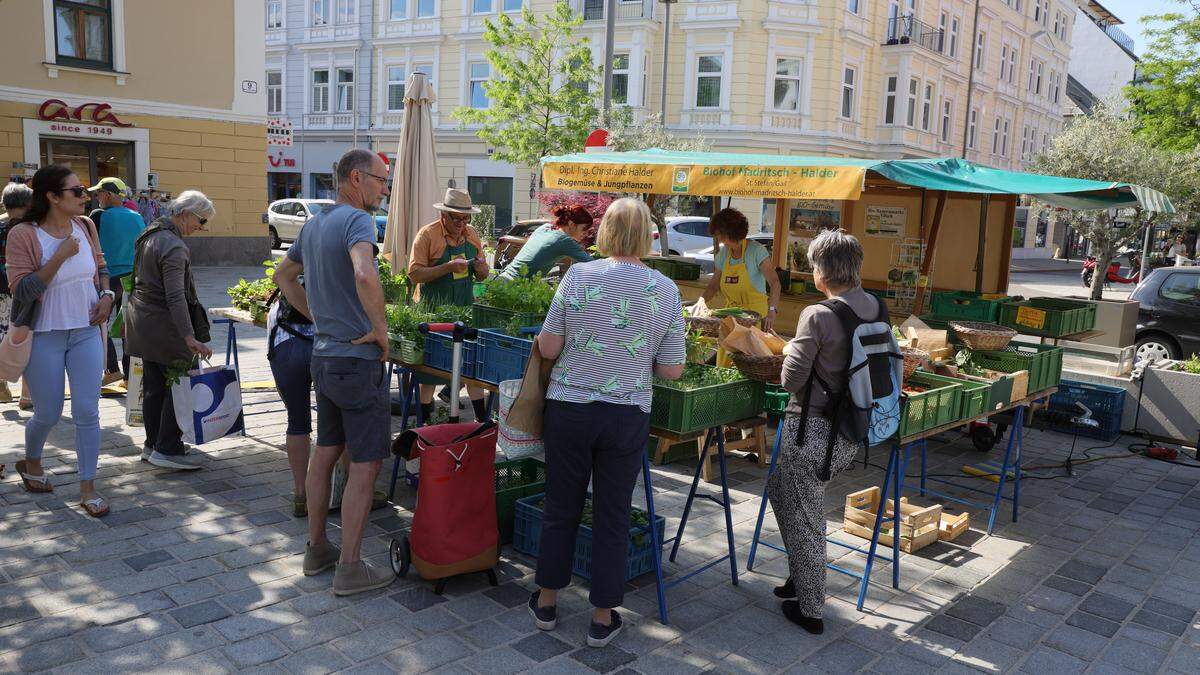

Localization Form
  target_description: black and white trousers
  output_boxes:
[766,414,862,618]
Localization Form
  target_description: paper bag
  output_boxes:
[171,364,244,444]
[504,340,555,436]
[125,356,145,426]
[722,322,773,356]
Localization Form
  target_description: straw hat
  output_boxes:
[433,188,481,215]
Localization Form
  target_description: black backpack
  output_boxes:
[266,284,312,359]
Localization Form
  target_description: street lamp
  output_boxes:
[659,0,678,123]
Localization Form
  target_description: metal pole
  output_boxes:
[1140,218,1153,283]
[975,194,990,292]
[352,47,359,148]
[602,0,618,118]
[960,0,982,158]
[659,1,672,122]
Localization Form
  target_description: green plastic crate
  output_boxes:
[909,371,990,421]
[917,314,950,330]
[650,367,764,434]
[641,257,702,281]
[764,384,789,417]
[968,343,1064,393]
[960,373,1015,412]
[471,303,545,331]
[388,333,424,365]
[495,458,546,545]
[930,291,1014,323]
[997,297,1096,338]
[900,372,963,437]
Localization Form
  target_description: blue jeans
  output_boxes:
[25,326,104,481]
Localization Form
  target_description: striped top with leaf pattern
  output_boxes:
[543,259,687,413]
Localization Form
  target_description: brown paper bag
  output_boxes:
[722,322,774,356]
[505,339,556,435]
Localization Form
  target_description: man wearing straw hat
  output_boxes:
[408,188,490,422]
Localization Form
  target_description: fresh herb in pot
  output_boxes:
[653,364,745,390]
[479,275,557,316]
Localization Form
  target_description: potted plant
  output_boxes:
[473,275,556,331]
[227,259,277,324]
[387,303,435,365]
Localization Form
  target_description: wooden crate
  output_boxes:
[939,512,970,542]
[842,487,942,554]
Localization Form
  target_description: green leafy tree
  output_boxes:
[1031,102,1200,299]
[1125,2,1200,151]
[452,2,600,171]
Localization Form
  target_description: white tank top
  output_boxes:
[34,222,98,333]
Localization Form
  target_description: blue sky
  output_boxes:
[1096,0,1188,55]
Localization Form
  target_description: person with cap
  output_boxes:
[87,177,146,383]
[407,188,490,422]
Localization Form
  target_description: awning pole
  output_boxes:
[911,190,946,316]
[975,194,990,292]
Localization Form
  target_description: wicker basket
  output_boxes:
[730,352,786,383]
[902,347,930,380]
[685,315,722,337]
[950,321,1017,352]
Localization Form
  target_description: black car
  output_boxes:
[1130,267,1200,363]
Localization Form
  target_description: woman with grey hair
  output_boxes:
[1,182,34,403]
[771,229,901,633]
[125,190,215,471]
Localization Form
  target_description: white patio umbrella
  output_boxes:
[383,72,438,271]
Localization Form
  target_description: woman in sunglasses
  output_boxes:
[124,190,215,471]
[4,164,114,516]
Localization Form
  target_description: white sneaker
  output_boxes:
[141,446,153,462]
[148,451,202,471]
[330,462,348,509]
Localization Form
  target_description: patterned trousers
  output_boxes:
[766,414,862,618]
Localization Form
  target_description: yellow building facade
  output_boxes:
[365,0,1073,230]
[1,0,268,264]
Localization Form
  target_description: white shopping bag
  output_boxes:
[171,364,244,444]
[126,356,144,427]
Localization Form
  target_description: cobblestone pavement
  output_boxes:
[1,265,1198,674]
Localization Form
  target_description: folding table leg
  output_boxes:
[641,452,669,624]
[987,406,1023,535]
[714,432,739,586]
[857,444,898,610]
[919,440,928,497]
[1012,406,1025,524]
[746,422,784,572]
[669,427,715,562]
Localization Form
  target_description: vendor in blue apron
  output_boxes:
[701,208,783,363]
[407,188,491,422]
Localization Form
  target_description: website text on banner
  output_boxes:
[541,163,867,200]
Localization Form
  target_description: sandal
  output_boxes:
[15,460,53,493]
[80,496,109,518]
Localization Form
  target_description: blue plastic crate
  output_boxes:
[1048,380,1125,441]
[476,329,534,385]
[512,493,665,581]
[423,331,478,379]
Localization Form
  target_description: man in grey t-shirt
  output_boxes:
[274,149,394,596]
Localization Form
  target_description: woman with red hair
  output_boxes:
[498,204,593,279]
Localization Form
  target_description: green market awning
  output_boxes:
[540,150,1175,214]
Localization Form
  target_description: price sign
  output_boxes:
[1015,306,1046,330]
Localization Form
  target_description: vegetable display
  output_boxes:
[377,257,410,305]
[478,275,557,316]
[228,259,277,318]
[654,363,746,391]
[387,303,435,344]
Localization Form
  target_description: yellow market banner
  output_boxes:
[542,162,866,200]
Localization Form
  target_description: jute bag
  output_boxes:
[503,340,555,436]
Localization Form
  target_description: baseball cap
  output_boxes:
[87,177,129,196]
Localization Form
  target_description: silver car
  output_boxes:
[650,216,714,256]
[267,198,333,249]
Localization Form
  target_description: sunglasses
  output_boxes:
[58,186,87,198]
[360,170,390,185]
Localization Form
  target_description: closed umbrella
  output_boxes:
[383,72,438,270]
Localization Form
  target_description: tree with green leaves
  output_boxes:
[1031,102,1200,299]
[1125,1,1200,151]
[452,2,600,172]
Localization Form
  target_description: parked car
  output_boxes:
[687,234,776,274]
[650,216,714,255]
[1130,267,1200,363]
[267,199,333,248]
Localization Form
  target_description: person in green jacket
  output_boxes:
[498,204,593,279]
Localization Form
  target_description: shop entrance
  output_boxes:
[40,137,135,188]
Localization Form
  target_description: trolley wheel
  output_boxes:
[389,536,410,578]
[970,425,997,452]
[486,569,499,587]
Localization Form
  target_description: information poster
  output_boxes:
[788,200,842,233]
[865,205,906,238]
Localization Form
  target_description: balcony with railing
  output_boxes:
[582,0,653,22]
[303,113,356,130]
[306,20,360,43]
[883,16,944,54]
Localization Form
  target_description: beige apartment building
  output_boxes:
[0,0,268,264]
[358,0,1074,230]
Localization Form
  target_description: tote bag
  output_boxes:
[171,364,244,444]
[125,356,145,426]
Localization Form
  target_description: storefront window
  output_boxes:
[40,137,134,189]
[1012,206,1028,248]
[312,173,335,200]
[269,173,302,202]
[54,0,113,69]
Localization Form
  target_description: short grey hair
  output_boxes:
[807,229,863,288]
[2,183,33,210]
[336,149,377,185]
[167,190,215,221]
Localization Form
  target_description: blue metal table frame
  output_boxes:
[640,424,740,625]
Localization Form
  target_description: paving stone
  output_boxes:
[1130,608,1189,636]
[1115,623,1176,650]
[951,636,1023,673]
[383,633,474,673]
[1044,623,1109,660]
[271,612,357,652]
[223,635,288,668]
[328,619,414,663]
[214,605,302,641]
[78,614,177,653]
[1041,575,1091,597]
[982,617,1046,650]
[1025,586,1079,615]
[1018,645,1087,674]
[389,587,448,613]
[248,510,289,527]
[454,618,523,651]
[1077,591,1136,623]
[511,632,574,662]
[1101,637,1169,674]
[1056,560,1107,585]
[1064,610,1119,637]
[924,614,983,642]
[278,645,351,674]
[171,600,233,629]
[566,645,637,674]
[10,635,86,671]
[0,600,41,628]
[944,595,1005,627]
[482,582,531,609]
[1143,596,1196,622]
[802,638,877,672]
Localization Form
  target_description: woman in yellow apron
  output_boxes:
[701,208,782,364]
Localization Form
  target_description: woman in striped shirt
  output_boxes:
[527,198,686,648]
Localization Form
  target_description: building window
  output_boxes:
[949,17,959,57]
[418,0,435,17]
[940,99,952,143]
[1034,60,1043,95]
[312,0,329,25]
[967,108,978,149]
[390,0,406,19]
[921,83,933,131]
[840,66,857,120]
[503,0,522,9]
[311,69,329,112]
[999,45,1009,84]
[992,117,1001,154]
[1033,0,1042,24]
[336,0,353,23]
[387,66,406,111]
[53,0,113,69]
[906,77,918,128]
[472,0,491,13]
[469,61,490,108]
[266,0,283,29]
[1001,118,1010,157]
[974,31,986,70]
[847,0,860,14]
[883,76,897,124]
[695,55,723,109]
[1050,71,1061,103]
[335,68,354,112]
[612,53,630,105]
[267,70,283,114]
[1008,47,1018,83]
[938,11,948,52]
[773,57,802,112]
